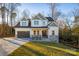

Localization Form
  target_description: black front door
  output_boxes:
[42,30,48,38]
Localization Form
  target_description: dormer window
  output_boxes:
[20,21,28,26]
[22,21,26,26]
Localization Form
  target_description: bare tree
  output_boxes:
[71,8,79,28]
[6,4,10,25]
[0,3,21,37]
[8,3,21,34]
[72,8,79,16]
[50,3,61,20]
[60,13,72,31]
[0,3,7,37]
[22,9,30,19]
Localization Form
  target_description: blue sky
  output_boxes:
[57,3,79,16]
[18,3,79,17]
[18,3,50,17]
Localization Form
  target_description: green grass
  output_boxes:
[9,42,79,56]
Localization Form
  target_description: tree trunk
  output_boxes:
[1,5,6,37]
[10,4,13,34]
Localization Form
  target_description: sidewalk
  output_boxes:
[0,38,29,56]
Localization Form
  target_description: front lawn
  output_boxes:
[9,42,79,56]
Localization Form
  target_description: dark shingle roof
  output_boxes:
[46,17,54,21]
[32,13,47,20]
[15,17,54,28]
[15,21,48,28]
[15,22,30,28]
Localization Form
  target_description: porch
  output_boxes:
[31,28,48,38]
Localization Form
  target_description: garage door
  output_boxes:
[17,31,30,38]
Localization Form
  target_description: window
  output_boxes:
[21,21,27,26]
[43,21,45,25]
[22,22,26,26]
[34,21,39,25]
[52,31,55,35]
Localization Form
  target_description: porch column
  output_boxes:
[40,29,42,37]
[48,29,50,38]
[30,29,32,38]
[15,30,17,38]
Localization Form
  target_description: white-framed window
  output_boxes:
[34,21,39,25]
[52,31,55,35]
[20,21,27,26]
[42,21,46,25]
[22,22,26,26]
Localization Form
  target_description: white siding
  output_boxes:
[15,18,59,43]
[15,28,31,37]
[48,26,59,43]
[31,19,48,27]
[42,20,48,26]
[48,26,59,36]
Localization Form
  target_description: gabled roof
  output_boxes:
[14,22,31,28]
[21,17,26,21]
[32,13,54,21]
[14,22,48,28]
[32,13,47,20]
[48,22,58,27]
[15,18,31,28]
[15,20,48,28]
[15,17,55,28]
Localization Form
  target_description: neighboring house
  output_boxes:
[73,16,79,27]
[74,16,79,24]
[15,14,59,43]
[72,16,79,35]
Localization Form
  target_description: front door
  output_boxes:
[42,30,48,38]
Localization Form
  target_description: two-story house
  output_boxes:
[15,14,59,43]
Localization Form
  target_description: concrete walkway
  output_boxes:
[0,38,29,56]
